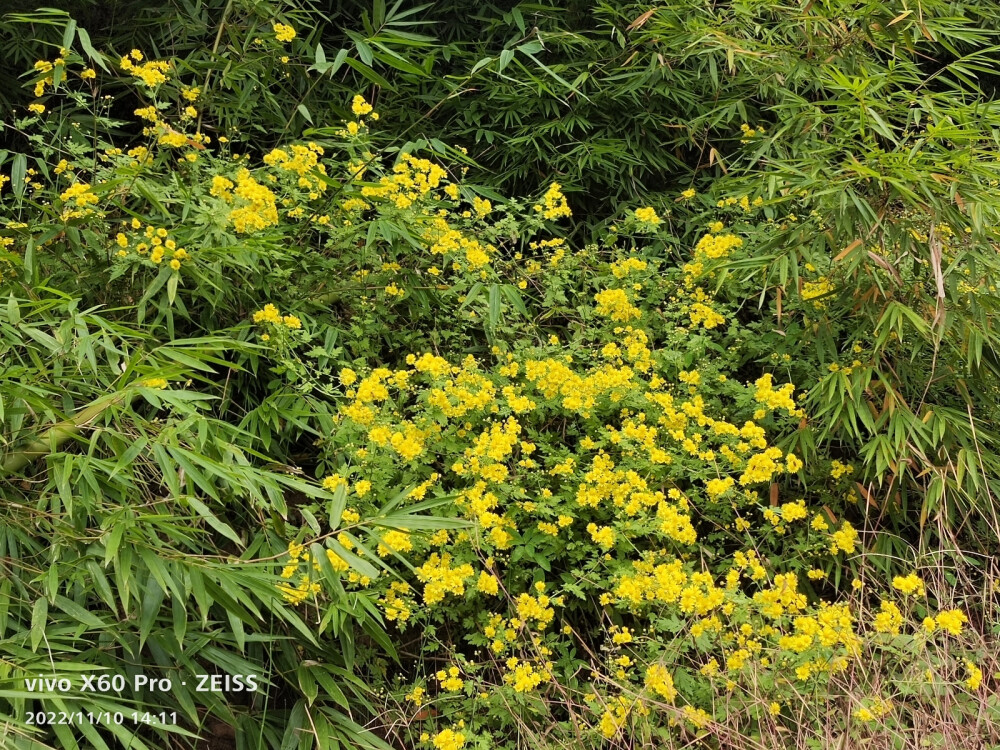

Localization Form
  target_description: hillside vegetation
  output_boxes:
[1,2,999,749]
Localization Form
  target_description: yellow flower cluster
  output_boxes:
[692,231,744,262]
[802,277,835,308]
[965,661,983,690]
[514,590,555,629]
[361,153,448,209]
[415,553,474,604]
[594,288,642,322]
[276,542,322,604]
[688,301,726,329]
[431,728,465,750]
[830,459,854,479]
[891,573,925,597]
[934,609,967,636]
[644,663,677,702]
[853,697,893,722]
[873,600,904,634]
[263,143,329,198]
[228,169,280,233]
[436,666,464,692]
[352,94,374,116]
[586,522,616,550]
[376,529,412,557]
[60,182,99,208]
[111,222,190,269]
[503,657,550,692]
[120,49,171,86]
[32,57,62,97]
[634,206,661,225]
[534,182,572,220]
[611,257,648,278]
[754,373,803,416]
[273,22,296,42]
[424,217,494,270]
[381,581,413,622]
[252,303,302,329]
[829,521,858,555]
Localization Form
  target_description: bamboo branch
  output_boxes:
[1,391,136,477]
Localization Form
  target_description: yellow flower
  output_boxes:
[27,103,45,115]
[435,666,464,692]
[830,521,858,555]
[935,609,967,636]
[872,600,903,635]
[586,523,615,550]
[476,571,499,595]
[965,661,983,690]
[351,94,373,116]
[830,459,854,479]
[273,22,296,42]
[643,664,677,702]
[891,573,925,597]
[535,182,571,220]
[322,474,347,492]
[472,196,492,217]
[253,303,283,325]
[594,288,641,322]
[635,206,661,225]
[431,728,465,750]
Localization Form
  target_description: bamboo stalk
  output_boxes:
[1,391,136,476]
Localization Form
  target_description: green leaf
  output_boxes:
[30,597,47,651]
[6,294,20,325]
[167,273,179,305]
[53,594,107,629]
[488,283,501,329]
[139,577,165,649]
[11,154,26,199]
[77,27,110,71]
[61,18,77,50]
[298,664,319,704]
[186,495,244,547]
[354,39,374,65]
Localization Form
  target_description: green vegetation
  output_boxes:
[1,2,999,749]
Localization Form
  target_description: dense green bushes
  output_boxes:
[2,2,1000,749]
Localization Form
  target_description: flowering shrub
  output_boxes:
[294,232,992,746]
